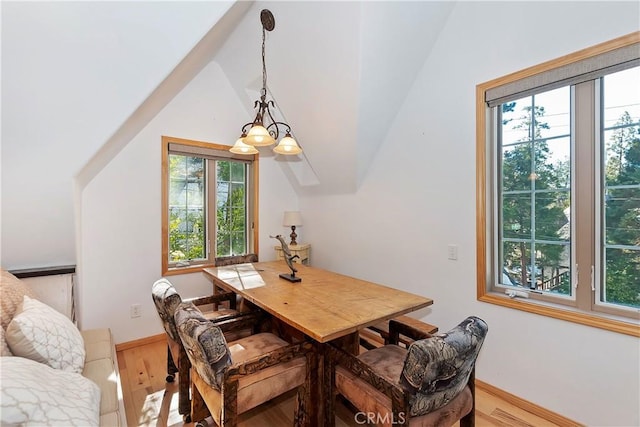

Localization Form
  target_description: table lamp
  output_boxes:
[283,211,302,245]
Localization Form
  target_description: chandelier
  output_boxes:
[230,9,302,156]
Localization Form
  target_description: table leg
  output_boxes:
[321,331,359,426]
[330,331,359,355]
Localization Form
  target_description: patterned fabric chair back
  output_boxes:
[400,316,488,416]
[174,302,232,391]
[151,278,183,342]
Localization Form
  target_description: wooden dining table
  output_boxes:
[202,260,434,424]
[203,261,433,345]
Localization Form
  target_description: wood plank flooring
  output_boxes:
[117,338,563,427]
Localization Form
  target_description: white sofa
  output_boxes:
[1,268,124,426]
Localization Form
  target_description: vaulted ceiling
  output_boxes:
[4,1,455,199]
[214,1,455,195]
[73,1,455,196]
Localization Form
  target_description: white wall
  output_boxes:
[78,60,298,342]
[301,2,639,426]
[4,1,638,425]
[1,1,234,269]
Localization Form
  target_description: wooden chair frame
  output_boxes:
[325,319,476,427]
[162,291,247,421]
[211,254,259,311]
[166,292,237,379]
[183,311,317,427]
[360,316,439,350]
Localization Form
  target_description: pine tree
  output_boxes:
[501,102,569,290]
[603,112,640,307]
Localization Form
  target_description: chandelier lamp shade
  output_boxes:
[230,9,302,156]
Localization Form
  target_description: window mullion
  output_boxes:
[208,160,216,261]
[574,80,596,311]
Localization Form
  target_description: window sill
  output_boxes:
[479,292,640,337]
[163,263,214,276]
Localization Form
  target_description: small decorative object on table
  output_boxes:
[271,234,302,282]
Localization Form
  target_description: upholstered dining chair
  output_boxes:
[326,316,488,427]
[213,253,259,311]
[151,278,252,422]
[174,301,315,427]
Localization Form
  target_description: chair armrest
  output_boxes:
[225,340,314,379]
[209,311,268,333]
[326,343,408,407]
[388,318,435,344]
[184,292,236,307]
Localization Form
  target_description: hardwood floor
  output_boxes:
[117,338,564,427]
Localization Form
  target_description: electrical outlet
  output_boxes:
[447,244,458,260]
[130,304,141,318]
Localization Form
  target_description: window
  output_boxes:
[161,136,259,275]
[477,32,640,336]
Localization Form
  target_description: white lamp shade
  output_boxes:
[283,211,302,226]
[273,135,302,155]
[230,137,259,154]
[244,125,276,146]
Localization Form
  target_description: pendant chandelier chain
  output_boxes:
[261,26,268,97]
[229,9,302,156]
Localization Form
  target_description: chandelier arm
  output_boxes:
[268,122,293,134]
[232,9,301,155]
[263,102,281,140]
[241,122,256,134]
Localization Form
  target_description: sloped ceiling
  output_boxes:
[73,1,455,195]
[1,1,245,267]
[213,1,455,195]
[4,0,454,199]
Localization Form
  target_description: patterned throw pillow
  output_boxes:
[1,268,37,330]
[400,316,488,416]
[0,356,100,426]
[174,301,231,390]
[5,296,85,373]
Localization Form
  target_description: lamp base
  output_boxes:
[289,226,298,246]
[279,273,302,283]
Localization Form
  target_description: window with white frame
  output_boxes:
[477,33,640,336]
[161,136,259,275]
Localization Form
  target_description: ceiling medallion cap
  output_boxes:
[260,9,275,31]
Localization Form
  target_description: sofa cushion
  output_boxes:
[5,295,85,373]
[1,268,36,330]
[100,412,120,427]
[83,358,118,415]
[0,356,100,426]
[82,328,114,363]
[80,329,120,416]
[1,326,12,356]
